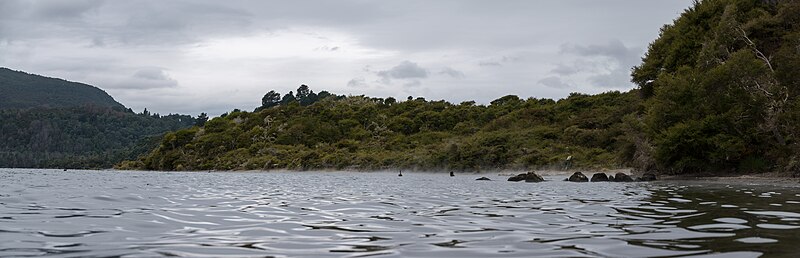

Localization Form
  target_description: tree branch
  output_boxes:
[738,27,775,72]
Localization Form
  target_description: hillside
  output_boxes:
[0,67,124,110]
[0,68,200,168]
[121,86,641,171]
[629,0,800,175]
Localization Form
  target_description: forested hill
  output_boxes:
[0,68,202,169]
[629,0,800,175]
[0,67,124,109]
[121,85,642,171]
[126,0,800,176]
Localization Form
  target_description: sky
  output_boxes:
[0,0,693,117]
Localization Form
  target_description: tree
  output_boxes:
[318,91,332,100]
[296,85,311,100]
[196,113,208,127]
[296,85,320,106]
[281,91,297,105]
[261,90,281,108]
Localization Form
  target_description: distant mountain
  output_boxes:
[0,68,199,169]
[0,67,124,110]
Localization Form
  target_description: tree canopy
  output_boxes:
[629,0,800,174]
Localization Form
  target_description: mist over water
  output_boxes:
[1,169,799,257]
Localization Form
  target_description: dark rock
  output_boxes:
[524,172,544,183]
[476,177,491,181]
[568,172,589,182]
[637,172,657,181]
[507,174,525,182]
[590,173,609,182]
[613,172,634,182]
[507,172,544,182]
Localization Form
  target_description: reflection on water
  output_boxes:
[1,169,799,257]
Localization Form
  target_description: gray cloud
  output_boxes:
[439,67,465,78]
[560,40,642,65]
[541,40,644,90]
[347,77,367,88]
[38,0,103,18]
[538,76,571,89]
[550,64,579,75]
[376,61,428,83]
[403,80,422,88]
[589,69,632,89]
[112,68,178,89]
[0,0,694,116]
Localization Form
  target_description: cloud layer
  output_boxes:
[0,0,693,116]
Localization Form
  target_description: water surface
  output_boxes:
[2,169,800,257]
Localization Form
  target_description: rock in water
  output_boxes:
[476,177,491,181]
[613,173,634,182]
[507,172,544,182]
[591,173,609,182]
[637,172,657,181]
[524,172,544,183]
[507,174,525,182]
[568,172,589,182]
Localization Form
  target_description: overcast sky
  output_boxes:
[0,0,693,116]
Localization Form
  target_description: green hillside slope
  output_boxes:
[0,68,200,168]
[122,87,641,171]
[630,0,800,174]
[0,67,124,109]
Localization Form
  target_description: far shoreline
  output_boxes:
[6,167,799,186]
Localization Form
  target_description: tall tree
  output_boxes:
[296,85,311,100]
[196,113,209,127]
[281,91,297,105]
[261,90,281,108]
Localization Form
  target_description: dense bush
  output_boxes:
[130,88,639,171]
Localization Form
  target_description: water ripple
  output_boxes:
[1,169,800,257]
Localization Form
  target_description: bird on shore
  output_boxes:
[450,171,454,177]
[398,170,403,177]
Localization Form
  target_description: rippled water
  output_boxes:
[2,169,800,257]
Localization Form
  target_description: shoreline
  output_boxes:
[658,173,800,187]
[6,167,799,186]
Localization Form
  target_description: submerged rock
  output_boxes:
[568,172,589,182]
[613,173,634,182]
[637,172,658,181]
[476,177,491,181]
[591,173,609,182]
[507,172,544,182]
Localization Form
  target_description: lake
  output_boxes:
[1,169,799,257]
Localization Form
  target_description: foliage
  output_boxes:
[0,68,200,168]
[631,0,800,174]
[131,86,641,171]
[0,106,198,168]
